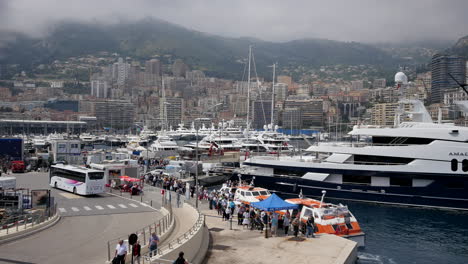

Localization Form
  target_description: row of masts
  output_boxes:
[246,45,277,133]
[159,45,277,133]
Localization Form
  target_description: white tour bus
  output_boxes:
[49,164,105,195]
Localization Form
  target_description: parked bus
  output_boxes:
[49,164,105,195]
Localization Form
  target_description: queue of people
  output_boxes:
[206,187,316,238]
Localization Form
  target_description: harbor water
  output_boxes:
[209,183,468,264]
[349,201,468,264]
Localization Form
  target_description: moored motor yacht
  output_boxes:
[239,100,468,210]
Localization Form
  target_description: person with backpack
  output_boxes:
[306,216,316,238]
[173,251,189,264]
[132,240,141,264]
[148,233,159,257]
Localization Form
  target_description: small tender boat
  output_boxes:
[285,193,365,247]
[219,183,272,204]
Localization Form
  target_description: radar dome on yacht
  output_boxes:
[394,72,408,84]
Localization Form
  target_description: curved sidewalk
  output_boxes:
[114,187,209,264]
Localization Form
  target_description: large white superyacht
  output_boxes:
[239,100,468,210]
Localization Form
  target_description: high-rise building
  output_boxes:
[430,54,466,104]
[371,103,411,127]
[145,59,161,76]
[277,75,292,87]
[274,83,288,102]
[90,75,109,98]
[252,101,276,129]
[284,98,323,128]
[282,108,302,130]
[351,80,364,91]
[373,78,386,89]
[172,59,188,78]
[160,97,183,128]
[94,100,135,129]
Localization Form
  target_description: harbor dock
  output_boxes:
[199,203,358,264]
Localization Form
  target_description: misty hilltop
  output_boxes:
[0,18,433,78]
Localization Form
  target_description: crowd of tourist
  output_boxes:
[202,181,316,238]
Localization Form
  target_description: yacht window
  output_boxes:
[463,160,468,172]
[259,191,268,195]
[445,180,465,189]
[273,168,302,177]
[303,209,313,218]
[354,155,414,165]
[245,192,253,196]
[451,159,458,172]
[252,191,260,196]
[390,177,412,187]
[342,175,371,185]
[241,191,245,196]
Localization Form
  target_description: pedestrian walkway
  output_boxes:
[199,200,358,264]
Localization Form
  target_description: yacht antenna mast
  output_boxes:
[162,76,167,131]
[448,73,468,96]
[270,62,276,127]
[246,45,252,131]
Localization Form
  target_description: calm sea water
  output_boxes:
[208,184,468,264]
[348,201,468,264]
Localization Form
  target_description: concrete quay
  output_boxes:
[128,187,357,264]
[199,201,357,264]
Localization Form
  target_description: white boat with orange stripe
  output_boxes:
[234,185,272,204]
[285,191,365,247]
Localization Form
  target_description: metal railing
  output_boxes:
[106,203,173,262]
[0,204,58,236]
[140,201,203,264]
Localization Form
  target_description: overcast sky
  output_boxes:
[1,0,468,43]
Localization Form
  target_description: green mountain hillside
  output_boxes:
[0,18,400,79]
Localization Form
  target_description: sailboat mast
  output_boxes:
[271,63,276,127]
[162,76,167,131]
[246,45,252,130]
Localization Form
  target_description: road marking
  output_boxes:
[83,206,92,211]
[140,203,150,207]
[71,207,79,212]
[118,204,127,208]
[129,203,138,208]
[107,205,116,209]
[58,208,66,213]
[95,205,104,210]
[58,192,83,199]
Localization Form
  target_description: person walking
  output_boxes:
[242,210,250,229]
[114,240,127,264]
[148,232,159,257]
[173,251,189,264]
[283,215,290,235]
[292,217,300,237]
[271,213,279,237]
[132,240,141,264]
[306,216,316,238]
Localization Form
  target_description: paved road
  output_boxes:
[0,211,160,264]
[11,171,155,217]
[0,171,163,264]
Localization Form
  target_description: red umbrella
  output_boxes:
[119,175,130,179]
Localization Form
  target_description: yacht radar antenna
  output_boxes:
[250,176,255,187]
[319,190,327,208]
[448,73,468,96]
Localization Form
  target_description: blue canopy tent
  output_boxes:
[250,193,298,211]
[250,193,299,238]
